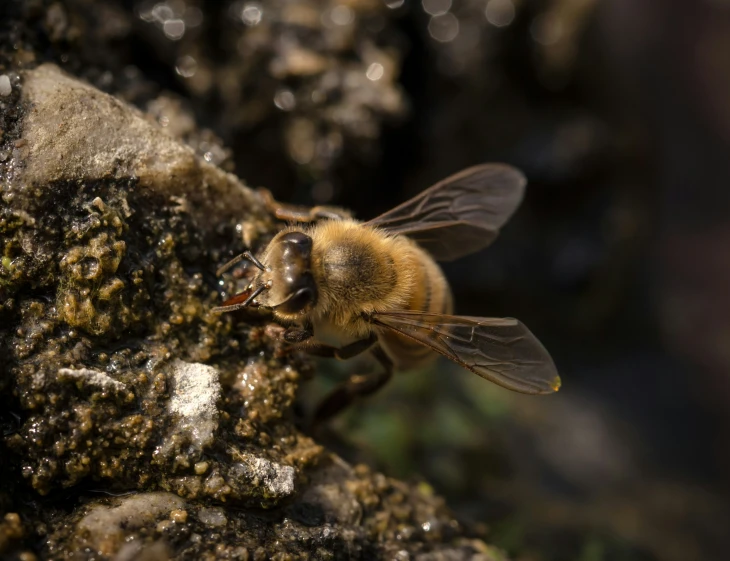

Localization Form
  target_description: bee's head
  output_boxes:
[249,230,317,315]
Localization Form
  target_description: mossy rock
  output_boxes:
[0,63,499,560]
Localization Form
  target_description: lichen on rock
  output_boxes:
[160,360,222,461]
[0,57,499,560]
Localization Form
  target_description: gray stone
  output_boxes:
[163,360,221,456]
[0,75,11,96]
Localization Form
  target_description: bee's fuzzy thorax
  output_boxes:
[308,220,417,329]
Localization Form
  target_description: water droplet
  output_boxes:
[384,0,405,8]
[428,13,460,43]
[366,62,385,81]
[422,0,451,16]
[485,0,515,28]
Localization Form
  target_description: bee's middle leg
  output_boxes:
[313,345,393,424]
[282,327,377,360]
[281,328,391,421]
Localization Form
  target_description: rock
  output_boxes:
[43,462,501,561]
[0,74,10,96]
[15,63,265,229]
[196,506,227,528]
[229,452,297,500]
[160,360,221,459]
[0,513,25,554]
[75,492,185,556]
[57,367,128,395]
[0,42,497,561]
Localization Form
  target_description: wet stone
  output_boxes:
[229,453,297,499]
[0,75,11,96]
[158,360,221,460]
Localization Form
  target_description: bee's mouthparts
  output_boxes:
[212,283,269,314]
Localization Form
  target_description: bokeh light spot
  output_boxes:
[531,13,563,45]
[175,55,197,78]
[428,13,460,43]
[241,3,263,26]
[485,0,515,28]
[422,0,452,17]
[330,5,355,26]
[366,62,385,81]
[274,89,296,111]
[163,18,186,40]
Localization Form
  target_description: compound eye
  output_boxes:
[281,231,312,249]
[277,274,318,314]
[283,288,313,313]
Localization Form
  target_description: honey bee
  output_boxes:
[215,164,560,420]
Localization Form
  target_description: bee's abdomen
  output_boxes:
[378,249,452,370]
[408,252,453,316]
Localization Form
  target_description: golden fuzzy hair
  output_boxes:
[272,219,422,337]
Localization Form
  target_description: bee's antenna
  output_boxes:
[212,284,268,314]
[216,250,265,276]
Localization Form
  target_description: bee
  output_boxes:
[214,164,560,421]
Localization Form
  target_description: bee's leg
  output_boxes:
[216,250,265,276]
[301,333,377,360]
[280,329,386,421]
[282,328,376,358]
[282,325,315,344]
[258,187,352,223]
[313,345,393,423]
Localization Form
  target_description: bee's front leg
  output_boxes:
[301,333,377,360]
[282,325,315,344]
[284,328,376,358]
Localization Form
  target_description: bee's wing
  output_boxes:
[365,164,526,261]
[370,311,560,394]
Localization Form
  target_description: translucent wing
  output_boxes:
[371,311,560,394]
[365,164,526,261]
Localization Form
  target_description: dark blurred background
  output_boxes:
[11,0,730,559]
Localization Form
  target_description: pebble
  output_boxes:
[0,75,11,96]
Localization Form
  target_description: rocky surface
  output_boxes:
[0,54,500,560]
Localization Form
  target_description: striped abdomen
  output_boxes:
[377,245,453,370]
